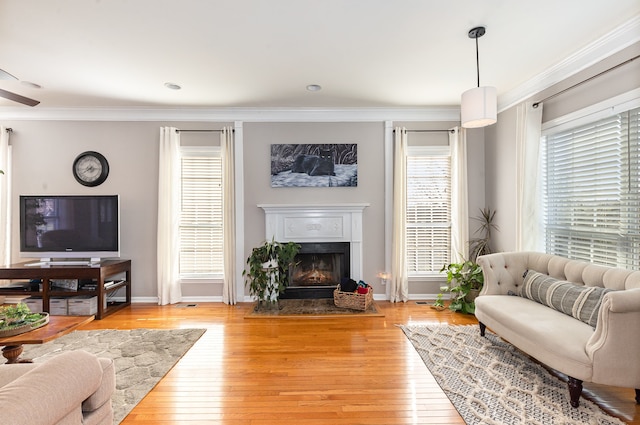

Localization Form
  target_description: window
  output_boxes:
[542,106,640,268]
[179,146,223,278]
[406,146,452,275]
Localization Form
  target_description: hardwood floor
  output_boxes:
[79,301,640,424]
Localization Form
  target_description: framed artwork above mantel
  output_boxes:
[270,143,358,188]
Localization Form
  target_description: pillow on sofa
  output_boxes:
[520,270,613,328]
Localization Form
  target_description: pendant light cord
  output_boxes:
[475,36,480,88]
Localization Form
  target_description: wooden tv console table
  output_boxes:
[0,259,131,319]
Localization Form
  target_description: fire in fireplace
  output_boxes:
[282,242,350,299]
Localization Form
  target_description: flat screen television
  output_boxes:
[19,195,120,264]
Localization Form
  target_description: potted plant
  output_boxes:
[243,238,300,308]
[434,208,498,314]
[434,260,484,314]
[468,207,498,262]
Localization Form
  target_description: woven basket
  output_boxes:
[333,285,373,311]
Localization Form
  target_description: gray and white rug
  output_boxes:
[22,328,206,425]
[399,324,625,425]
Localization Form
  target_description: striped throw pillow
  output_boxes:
[520,270,613,328]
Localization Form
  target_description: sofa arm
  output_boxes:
[83,357,116,413]
[0,350,103,425]
[603,287,640,312]
[587,289,640,388]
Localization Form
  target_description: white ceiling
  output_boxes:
[0,0,638,113]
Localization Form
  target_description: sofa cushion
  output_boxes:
[0,350,103,425]
[521,270,613,327]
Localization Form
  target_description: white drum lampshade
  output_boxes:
[461,86,497,128]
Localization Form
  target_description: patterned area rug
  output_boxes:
[22,328,206,425]
[245,298,383,318]
[399,324,625,425]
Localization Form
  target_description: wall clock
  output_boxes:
[72,151,109,187]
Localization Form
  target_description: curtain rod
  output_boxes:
[176,129,231,133]
[533,53,640,108]
[393,129,454,133]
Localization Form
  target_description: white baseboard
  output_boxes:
[131,294,443,304]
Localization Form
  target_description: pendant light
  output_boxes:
[461,26,497,128]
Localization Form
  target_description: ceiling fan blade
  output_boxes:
[0,69,19,80]
[0,88,40,106]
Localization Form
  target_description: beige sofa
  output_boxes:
[0,350,115,425]
[475,251,640,408]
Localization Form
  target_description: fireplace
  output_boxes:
[281,242,350,299]
[259,203,369,300]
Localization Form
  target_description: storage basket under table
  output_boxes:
[333,285,373,311]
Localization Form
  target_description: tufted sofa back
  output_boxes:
[477,251,640,296]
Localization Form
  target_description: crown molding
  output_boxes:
[498,14,640,113]
[0,106,460,123]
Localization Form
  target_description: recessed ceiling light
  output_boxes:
[164,82,181,90]
[21,81,41,89]
[306,84,322,92]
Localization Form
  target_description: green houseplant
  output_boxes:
[243,239,300,307]
[435,260,484,314]
[0,303,48,336]
[434,207,498,314]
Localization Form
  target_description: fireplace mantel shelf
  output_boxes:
[258,203,370,212]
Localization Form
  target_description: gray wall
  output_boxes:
[4,120,228,301]
[5,118,478,301]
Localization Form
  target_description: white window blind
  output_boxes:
[543,106,640,268]
[406,148,452,274]
[179,147,223,277]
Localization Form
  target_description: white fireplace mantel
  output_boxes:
[258,203,369,281]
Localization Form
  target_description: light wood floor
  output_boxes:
[79,301,639,424]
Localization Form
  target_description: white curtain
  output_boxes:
[0,127,11,267]
[516,102,543,252]
[390,127,409,302]
[157,127,182,305]
[450,127,469,261]
[221,127,237,305]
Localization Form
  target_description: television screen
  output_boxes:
[19,195,120,260]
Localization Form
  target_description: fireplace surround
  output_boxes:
[259,203,369,299]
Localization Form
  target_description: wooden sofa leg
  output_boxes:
[479,322,486,337]
[568,377,583,408]
[636,388,639,404]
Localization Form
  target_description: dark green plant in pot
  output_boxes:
[243,238,300,306]
[434,260,484,314]
[468,207,498,262]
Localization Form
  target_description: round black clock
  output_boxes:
[72,151,109,187]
